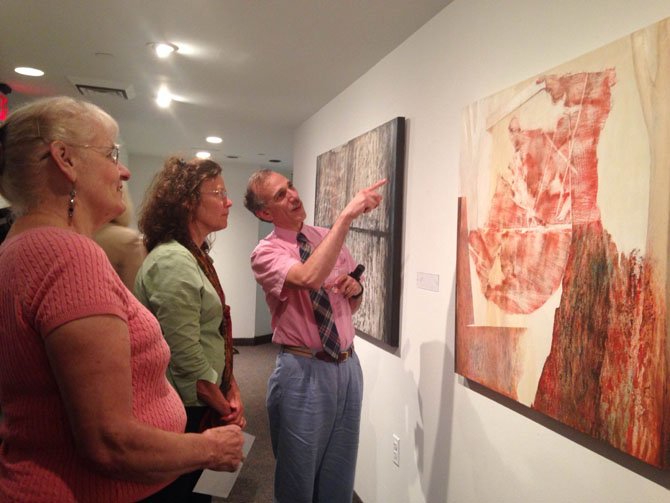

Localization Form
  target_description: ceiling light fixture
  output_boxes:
[152,43,178,58]
[15,66,44,77]
[156,86,172,108]
[196,151,211,159]
[206,136,223,144]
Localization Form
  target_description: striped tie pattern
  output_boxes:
[297,232,341,359]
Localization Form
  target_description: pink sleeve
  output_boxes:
[24,233,129,337]
[251,241,300,302]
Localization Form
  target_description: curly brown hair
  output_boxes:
[138,156,222,252]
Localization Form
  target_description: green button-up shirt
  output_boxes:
[134,240,225,407]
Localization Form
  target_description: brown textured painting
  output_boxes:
[456,17,670,467]
[315,117,405,350]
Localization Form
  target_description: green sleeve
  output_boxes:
[135,246,219,402]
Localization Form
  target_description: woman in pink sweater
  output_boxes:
[0,97,244,502]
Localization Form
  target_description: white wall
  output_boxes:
[127,153,262,340]
[254,219,274,336]
[293,1,670,502]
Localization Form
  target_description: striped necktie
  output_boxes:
[297,232,341,359]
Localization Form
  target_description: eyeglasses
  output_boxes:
[201,189,228,200]
[38,141,121,164]
[72,143,121,164]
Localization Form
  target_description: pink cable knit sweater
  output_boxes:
[0,227,186,502]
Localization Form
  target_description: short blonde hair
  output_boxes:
[0,96,118,215]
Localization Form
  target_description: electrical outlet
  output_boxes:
[392,434,400,467]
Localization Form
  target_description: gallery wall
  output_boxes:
[127,153,263,341]
[292,0,670,501]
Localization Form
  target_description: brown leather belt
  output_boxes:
[281,344,354,364]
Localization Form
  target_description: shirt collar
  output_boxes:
[273,224,302,243]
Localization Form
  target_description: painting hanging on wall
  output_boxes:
[456,17,670,468]
[315,117,405,351]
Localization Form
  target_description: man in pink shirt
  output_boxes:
[244,170,385,503]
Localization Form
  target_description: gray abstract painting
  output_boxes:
[315,117,405,350]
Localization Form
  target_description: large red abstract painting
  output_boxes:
[456,17,670,467]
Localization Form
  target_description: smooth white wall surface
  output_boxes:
[128,153,262,340]
[254,219,274,336]
[293,1,670,502]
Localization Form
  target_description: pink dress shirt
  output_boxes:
[251,224,358,350]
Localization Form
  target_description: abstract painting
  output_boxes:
[315,117,405,350]
[456,17,670,467]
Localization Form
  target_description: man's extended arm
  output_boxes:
[285,179,386,290]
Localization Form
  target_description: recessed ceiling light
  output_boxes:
[206,136,222,144]
[156,86,172,108]
[269,159,281,163]
[196,151,211,159]
[153,43,178,58]
[15,67,44,77]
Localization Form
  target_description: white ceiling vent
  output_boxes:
[67,76,135,100]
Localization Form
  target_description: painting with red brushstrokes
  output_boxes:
[456,16,670,468]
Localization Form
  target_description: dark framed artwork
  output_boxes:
[315,117,405,351]
[456,17,670,467]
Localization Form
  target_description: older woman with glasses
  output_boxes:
[134,156,245,502]
[0,97,243,503]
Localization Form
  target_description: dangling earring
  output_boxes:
[67,187,76,222]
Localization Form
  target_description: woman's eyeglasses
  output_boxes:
[200,189,228,200]
[39,141,121,164]
[73,143,120,164]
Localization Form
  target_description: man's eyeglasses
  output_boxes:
[201,189,228,201]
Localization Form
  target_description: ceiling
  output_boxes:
[0,0,452,170]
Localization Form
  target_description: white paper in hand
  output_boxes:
[193,432,255,498]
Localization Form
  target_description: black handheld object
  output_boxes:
[349,264,365,281]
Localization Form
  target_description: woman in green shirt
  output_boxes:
[135,156,245,502]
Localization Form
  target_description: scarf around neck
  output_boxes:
[183,238,233,393]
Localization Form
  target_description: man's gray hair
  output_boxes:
[243,169,274,221]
